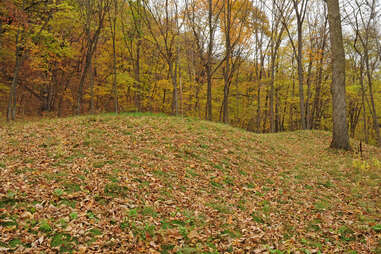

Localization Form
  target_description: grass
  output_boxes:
[0,112,380,253]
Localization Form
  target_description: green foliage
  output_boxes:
[372,224,381,232]
[39,220,52,232]
[51,233,76,253]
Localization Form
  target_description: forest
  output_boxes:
[0,0,381,145]
[1,0,381,145]
[1,1,381,253]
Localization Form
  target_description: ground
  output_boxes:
[0,113,380,253]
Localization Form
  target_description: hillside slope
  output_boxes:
[0,113,380,253]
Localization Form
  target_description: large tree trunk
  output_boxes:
[326,0,351,150]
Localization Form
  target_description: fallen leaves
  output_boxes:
[0,114,380,253]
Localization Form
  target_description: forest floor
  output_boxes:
[0,113,380,253]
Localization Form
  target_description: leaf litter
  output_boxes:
[0,114,380,253]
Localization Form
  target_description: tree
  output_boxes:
[121,0,144,111]
[326,0,351,150]
[109,0,119,113]
[143,0,183,115]
[6,0,57,121]
[268,0,286,132]
[184,0,225,121]
[75,0,110,115]
[346,0,381,147]
[277,0,308,129]
[220,0,262,124]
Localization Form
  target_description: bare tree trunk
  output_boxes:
[269,56,275,132]
[364,56,381,146]
[311,15,327,129]
[222,0,232,124]
[135,39,141,111]
[206,0,214,121]
[111,0,119,113]
[359,63,369,143]
[296,25,306,129]
[178,55,183,116]
[282,0,308,129]
[76,52,92,115]
[89,63,95,114]
[305,53,313,129]
[7,27,23,121]
[269,27,285,132]
[169,61,178,115]
[75,0,107,115]
[326,0,351,150]
[256,83,261,131]
[206,73,212,120]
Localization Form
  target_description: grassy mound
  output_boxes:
[0,113,380,253]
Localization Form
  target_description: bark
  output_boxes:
[75,0,107,115]
[7,27,23,121]
[169,61,178,115]
[326,0,351,150]
[282,0,308,129]
[256,83,261,131]
[359,63,369,143]
[222,0,231,124]
[311,30,327,129]
[89,63,95,114]
[134,39,141,111]
[269,24,285,132]
[296,25,306,129]
[111,0,119,113]
[305,53,313,129]
[364,55,381,146]
[206,0,214,121]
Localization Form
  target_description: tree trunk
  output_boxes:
[7,28,23,121]
[111,0,119,114]
[206,73,212,120]
[311,17,327,129]
[135,39,142,111]
[75,0,106,115]
[89,63,95,114]
[364,57,381,146]
[326,0,351,150]
[76,52,92,115]
[205,0,214,121]
[359,62,369,143]
[222,0,231,124]
[256,83,261,132]
[305,54,313,129]
[269,52,276,132]
[296,26,306,129]
[169,61,178,115]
